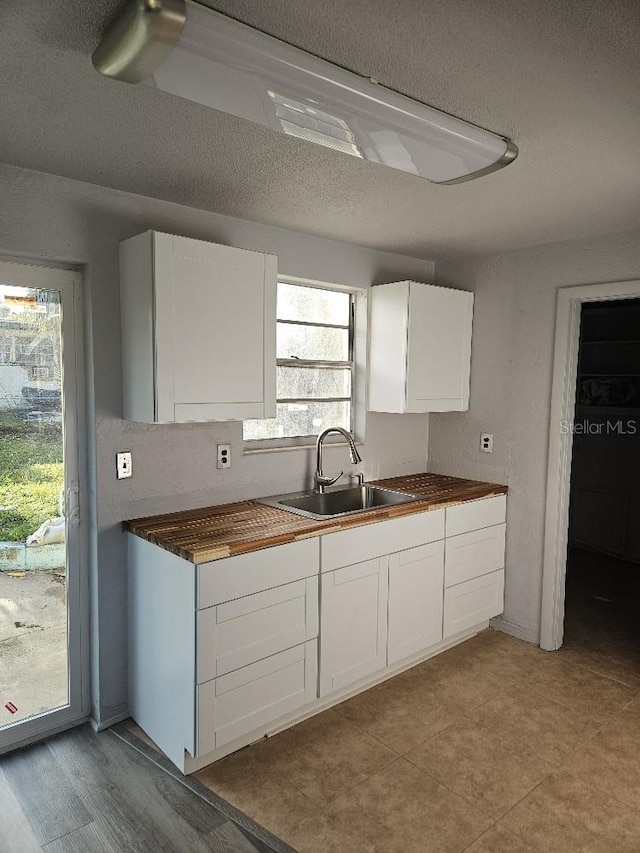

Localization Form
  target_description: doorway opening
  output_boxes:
[0,261,88,754]
[563,299,640,679]
[541,279,640,653]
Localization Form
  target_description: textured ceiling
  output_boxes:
[1,0,639,260]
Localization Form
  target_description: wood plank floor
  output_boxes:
[0,725,293,853]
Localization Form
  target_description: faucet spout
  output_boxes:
[313,427,362,493]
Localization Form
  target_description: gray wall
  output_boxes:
[431,228,640,643]
[0,163,434,725]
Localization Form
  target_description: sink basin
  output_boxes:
[257,485,420,520]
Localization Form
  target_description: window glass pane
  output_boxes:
[244,401,351,440]
[277,366,351,400]
[0,284,68,725]
[277,322,349,361]
[277,283,350,325]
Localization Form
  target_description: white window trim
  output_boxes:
[243,274,367,454]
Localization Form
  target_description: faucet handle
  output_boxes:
[315,470,343,487]
[314,469,344,493]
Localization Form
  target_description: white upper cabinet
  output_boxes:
[119,230,276,423]
[367,281,474,413]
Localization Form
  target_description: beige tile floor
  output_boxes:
[195,628,640,853]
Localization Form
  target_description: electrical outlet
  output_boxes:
[480,433,493,453]
[116,451,133,479]
[217,444,231,469]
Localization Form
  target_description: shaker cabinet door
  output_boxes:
[368,280,473,413]
[405,282,473,412]
[120,230,276,422]
[319,558,388,696]
[387,541,444,665]
[164,237,273,421]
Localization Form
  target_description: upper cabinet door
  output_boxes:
[367,281,473,413]
[120,231,276,423]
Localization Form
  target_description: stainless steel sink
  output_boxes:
[257,485,420,520]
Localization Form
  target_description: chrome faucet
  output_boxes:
[313,427,362,494]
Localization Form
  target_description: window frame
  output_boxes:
[243,276,363,452]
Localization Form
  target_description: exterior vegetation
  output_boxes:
[0,413,63,542]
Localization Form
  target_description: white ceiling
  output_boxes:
[1,0,639,260]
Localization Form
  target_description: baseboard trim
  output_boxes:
[91,706,129,732]
[490,616,539,645]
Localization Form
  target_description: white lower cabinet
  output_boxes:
[197,640,318,753]
[319,558,388,697]
[128,494,507,774]
[446,494,507,537]
[443,570,505,638]
[128,535,320,773]
[388,540,445,665]
[442,496,507,638]
[320,539,447,697]
[444,523,506,588]
[196,576,318,682]
[195,546,320,754]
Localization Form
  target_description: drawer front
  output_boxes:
[444,523,506,588]
[443,570,504,638]
[197,576,319,682]
[321,509,445,572]
[198,538,319,608]
[445,494,506,537]
[197,640,318,753]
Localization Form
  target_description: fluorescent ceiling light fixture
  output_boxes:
[93,0,518,184]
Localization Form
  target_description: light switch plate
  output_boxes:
[116,451,133,479]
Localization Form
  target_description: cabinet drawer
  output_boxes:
[198,538,319,608]
[197,577,318,682]
[443,570,504,638]
[445,495,506,537]
[321,509,444,572]
[197,640,318,753]
[444,524,506,588]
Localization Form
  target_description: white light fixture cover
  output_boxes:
[93,0,517,184]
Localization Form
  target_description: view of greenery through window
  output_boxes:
[243,282,353,442]
[0,288,64,542]
[0,284,68,730]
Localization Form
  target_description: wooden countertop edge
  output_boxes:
[124,477,508,565]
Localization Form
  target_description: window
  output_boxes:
[243,281,355,445]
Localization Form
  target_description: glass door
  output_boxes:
[0,260,87,752]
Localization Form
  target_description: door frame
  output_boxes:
[540,278,640,651]
[0,259,90,753]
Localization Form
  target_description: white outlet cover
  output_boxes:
[217,444,231,469]
[480,433,493,453]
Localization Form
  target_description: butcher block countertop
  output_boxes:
[124,473,507,565]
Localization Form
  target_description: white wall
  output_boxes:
[0,162,434,725]
[431,227,640,643]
